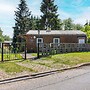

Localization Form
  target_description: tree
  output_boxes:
[63,18,73,30]
[82,25,90,43]
[28,16,41,30]
[40,0,62,30]
[0,28,3,42]
[13,0,31,43]
[0,28,10,42]
[0,28,3,36]
[75,24,83,30]
[81,20,90,43]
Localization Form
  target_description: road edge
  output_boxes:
[0,62,90,84]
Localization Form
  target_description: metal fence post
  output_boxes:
[37,43,39,58]
[24,42,27,60]
[1,43,3,62]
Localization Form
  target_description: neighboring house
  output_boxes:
[4,41,12,44]
[0,41,12,48]
[24,30,87,52]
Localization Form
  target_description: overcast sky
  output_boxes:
[0,0,90,38]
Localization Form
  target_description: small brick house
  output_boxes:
[24,30,87,52]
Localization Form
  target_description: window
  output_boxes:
[37,38,43,43]
[53,38,60,43]
[78,38,85,44]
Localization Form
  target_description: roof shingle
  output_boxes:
[26,30,86,35]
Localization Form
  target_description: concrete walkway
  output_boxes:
[21,53,37,59]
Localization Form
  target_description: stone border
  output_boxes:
[0,62,90,84]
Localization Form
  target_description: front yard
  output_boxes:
[0,52,90,80]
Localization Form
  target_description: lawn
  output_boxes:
[0,61,36,75]
[41,52,90,66]
[21,52,90,70]
[0,53,23,61]
[0,52,90,79]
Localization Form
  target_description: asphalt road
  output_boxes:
[0,66,90,90]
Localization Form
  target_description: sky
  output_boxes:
[0,0,90,38]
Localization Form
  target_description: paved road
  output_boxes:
[0,66,90,90]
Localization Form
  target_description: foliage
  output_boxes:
[75,24,83,30]
[82,25,90,43]
[13,0,31,43]
[0,28,10,42]
[63,18,83,30]
[40,0,62,30]
[28,16,41,30]
[63,18,74,30]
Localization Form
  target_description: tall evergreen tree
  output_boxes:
[40,0,62,30]
[13,0,31,43]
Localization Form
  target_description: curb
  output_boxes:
[0,62,90,84]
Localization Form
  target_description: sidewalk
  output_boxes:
[21,53,37,59]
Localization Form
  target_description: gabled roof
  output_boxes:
[26,30,86,35]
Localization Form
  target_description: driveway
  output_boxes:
[0,66,90,90]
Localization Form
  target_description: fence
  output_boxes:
[1,42,90,61]
[0,42,26,62]
[38,43,90,57]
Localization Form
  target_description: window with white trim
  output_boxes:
[78,38,85,44]
[53,38,60,43]
[37,38,43,43]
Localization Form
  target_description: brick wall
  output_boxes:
[25,34,86,52]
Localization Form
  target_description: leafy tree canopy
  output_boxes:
[0,28,10,42]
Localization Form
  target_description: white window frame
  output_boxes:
[36,38,43,43]
[78,38,85,44]
[53,38,60,44]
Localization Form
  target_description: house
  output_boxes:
[24,30,87,52]
[0,41,12,48]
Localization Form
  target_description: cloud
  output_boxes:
[1,25,13,38]
[71,0,87,7]
[58,10,71,19]
[0,3,16,14]
[0,1,17,38]
[74,7,90,25]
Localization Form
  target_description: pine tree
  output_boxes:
[40,0,62,30]
[13,0,31,43]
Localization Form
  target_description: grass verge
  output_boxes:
[0,62,35,74]
[0,52,90,76]
[41,52,90,66]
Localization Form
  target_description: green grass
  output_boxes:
[31,53,37,56]
[0,53,22,61]
[41,52,90,66]
[0,62,35,74]
[0,52,90,75]
[21,52,90,68]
